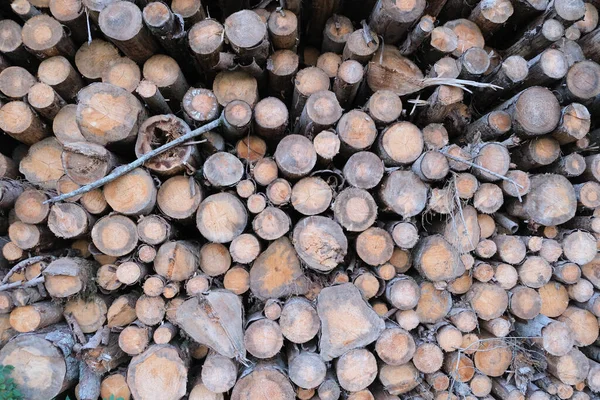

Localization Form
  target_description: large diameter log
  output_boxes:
[176,290,245,359]
[547,348,590,385]
[77,82,146,147]
[250,237,309,300]
[224,10,269,65]
[0,326,78,400]
[317,283,384,361]
[127,344,188,400]
[368,0,426,44]
[293,216,347,272]
[467,282,509,320]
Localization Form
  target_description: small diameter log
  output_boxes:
[127,345,188,400]
[249,237,309,300]
[137,215,174,246]
[27,82,65,120]
[547,348,591,385]
[376,121,423,166]
[61,142,119,186]
[291,67,330,121]
[102,168,156,216]
[213,71,259,108]
[514,315,574,356]
[64,296,108,334]
[504,19,564,59]
[198,243,231,277]
[551,103,591,145]
[142,55,189,108]
[294,216,348,273]
[558,306,599,346]
[463,110,511,143]
[107,293,138,328]
[457,47,491,79]
[48,203,94,239]
[201,352,237,393]
[365,90,403,127]
[188,19,223,72]
[267,50,299,103]
[182,88,221,129]
[0,66,36,99]
[116,261,147,286]
[412,151,450,182]
[0,101,49,145]
[333,60,364,109]
[119,323,152,356]
[43,257,96,299]
[74,40,119,82]
[244,319,284,359]
[135,295,166,326]
[379,170,429,218]
[478,56,528,107]
[137,115,201,178]
[268,10,298,50]
[49,0,91,45]
[19,137,65,191]
[98,1,159,64]
[8,221,53,250]
[0,326,78,399]
[21,15,76,59]
[221,100,252,142]
[224,10,269,65]
[399,15,436,55]
[291,177,333,216]
[355,227,394,266]
[494,86,560,137]
[231,364,295,400]
[332,187,376,232]
[196,192,247,243]
[0,20,39,73]
[343,151,384,190]
[297,90,343,138]
[91,214,138,257]
[369,0,426,44]
[322,14,354,53]
[512,136,561,170]
[252,97,288,142]
[280,297,320,344]
[136,80,172,114]
[77,83,145,147]
[9,301,63,332]
[102,57,141,93]
[156,175,202,222]
[14,190,48,224]
[336,110,378,155]
[468,0,514,38]
[155,241,200,282]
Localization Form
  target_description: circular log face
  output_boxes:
[196,193,248,243]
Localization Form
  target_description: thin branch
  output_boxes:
[45,117,223,204]
[1,255,54,284]
[442,152,524,189]
[0,276,44,292]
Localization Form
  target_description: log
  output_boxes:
[98,1,159,64]
[0,325,78,399]
[21,15,76,59]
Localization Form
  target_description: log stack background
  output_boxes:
[0,0,600,399]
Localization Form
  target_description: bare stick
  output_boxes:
[0,276,44,292]
[1,255,54,284]
[442,152,523,189]
[46,117,223,204]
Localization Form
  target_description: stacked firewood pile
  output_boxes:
[0,0,600,399]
